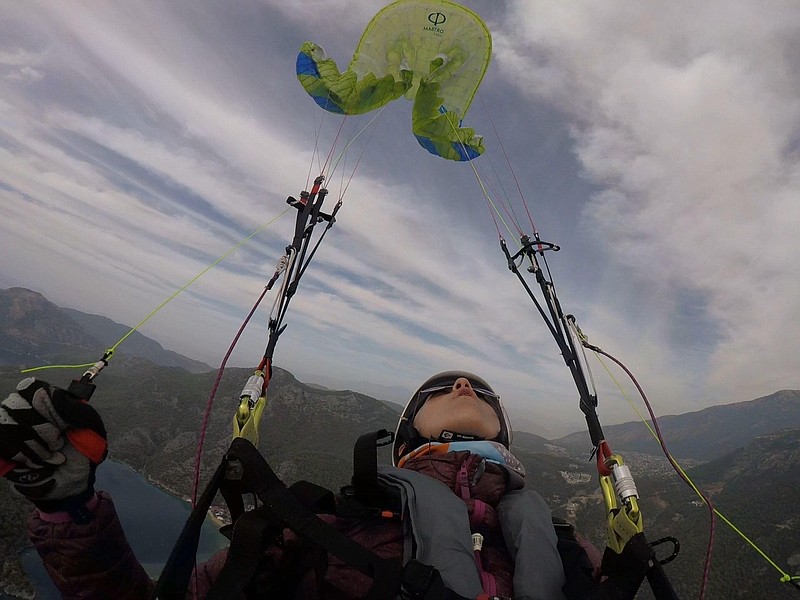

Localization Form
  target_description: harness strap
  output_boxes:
[206,505,280,599]
[208,482,337,598]
[457,457,472,500]
[224,438,401,600]
[470,500,487,529]
[154,458,228,599]
[290,479,338,514]
[352,428,394,507]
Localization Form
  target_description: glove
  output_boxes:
[0,378,107,518]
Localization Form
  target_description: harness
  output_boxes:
[154,431,460,600]
[153,430,599,600]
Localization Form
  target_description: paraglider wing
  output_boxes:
[296,41,412,115]
[296,0,492,161]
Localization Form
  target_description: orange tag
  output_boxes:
[66,429,108,464]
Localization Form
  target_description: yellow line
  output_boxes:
[21,209,290,374]
[443,110,518,242]
[592,351,795,581]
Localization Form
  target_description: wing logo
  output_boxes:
[428,12,446,26]
[425,11,446,33]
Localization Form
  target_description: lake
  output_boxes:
[19,460,228,599]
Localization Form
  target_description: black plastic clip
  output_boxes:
[650,536,680,565]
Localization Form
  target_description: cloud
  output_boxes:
[495,1,800,406]
[0,46,45,84]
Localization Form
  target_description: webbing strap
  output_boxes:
[206,506,279,599]
[153,458,228,599]
[646,560,680,600]
[289,479,337,515]
[206,482,337,598]
[352,428,393,508]
[226,438,401,600]
[155,436,451,600]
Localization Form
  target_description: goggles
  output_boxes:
[413,379,512,446]
[416,383,501,404]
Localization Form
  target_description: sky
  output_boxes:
[1,1,799,438]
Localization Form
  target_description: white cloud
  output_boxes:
[495,1,800,407]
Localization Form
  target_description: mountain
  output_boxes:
[0,287,99,365]
[554,389,800,460]
[60,307,211,373]
[641,428,800,599]
[0,288,212,372]
[511,430,552,453]
[0,284,402,498]
[514,426,800,600]
[300,374,411,406]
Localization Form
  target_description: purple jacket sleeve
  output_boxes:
[27,491,156,600]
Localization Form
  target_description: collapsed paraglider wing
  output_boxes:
[296,0,492,161]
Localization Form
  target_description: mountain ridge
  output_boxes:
[0,287,99,365]
[554,389,800,460]
[59,306,212,373]
[0,287,215,374]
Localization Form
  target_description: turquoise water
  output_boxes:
[20,460,228,599]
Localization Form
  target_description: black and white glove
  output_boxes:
[0,378,107,518]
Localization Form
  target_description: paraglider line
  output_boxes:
[460,154,517,241]
[589,344,716,598]
[478,170,523,238]
[308,90,337,189]
[21,209,291,375]
[327,107,387,184]
[321,114,349,178]
[479,94,538,236]
[307,111,323,191]
[440,104,522,244]
[592,346,800,593]
[338,123,376,200]
[192,284,272,507]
